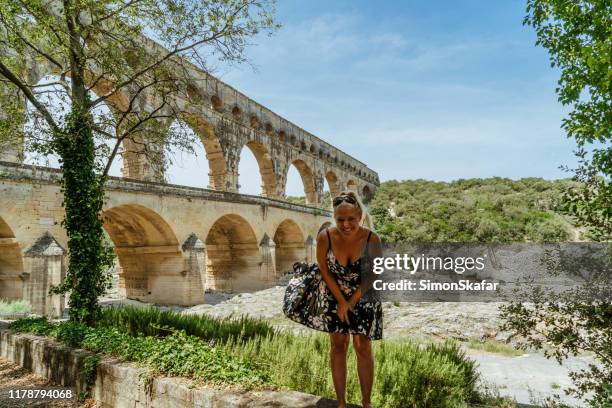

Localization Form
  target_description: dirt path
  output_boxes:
[0,358,97,408]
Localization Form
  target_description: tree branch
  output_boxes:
[0,11,65,72]
[0,60,60,134]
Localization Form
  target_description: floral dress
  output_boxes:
[283,228,383,340]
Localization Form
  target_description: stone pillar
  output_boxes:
[23,232,65,318]
[121,119,166,182]
[313,172,325,207]
[304,235,316,264]
[181,233,206,304]
[259,233,276,281]
[223,147,240,193]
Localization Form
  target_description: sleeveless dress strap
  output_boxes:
[326,228,332,252]
[365,230,372,252]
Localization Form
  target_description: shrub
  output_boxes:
[9,310,485,406]
[80,327,269,387]
[98,306,275,343]
[52,321,89,347]
[220,331,481,408]
[8,316,54,335]
[0,299,32,316]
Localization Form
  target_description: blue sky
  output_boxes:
[26,1,579,196]
[180,0,577,195]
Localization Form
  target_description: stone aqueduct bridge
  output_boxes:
[0,48,379,316]
[0,161,335,317]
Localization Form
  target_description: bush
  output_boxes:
[8,316,54,335]
[9,316,270,389]
[0,299,32,316]
[81,327,269,387]
[52,321,89,347]
[9,309,485,406]
[220,331,481,408]
[97,305,275,343]
[370,178,577,243]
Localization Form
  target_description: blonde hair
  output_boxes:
[332,191,374,230]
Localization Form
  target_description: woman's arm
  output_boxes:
[348,231,383,308]
[316,229,352,323]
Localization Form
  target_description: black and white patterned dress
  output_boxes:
[283,228,383,340]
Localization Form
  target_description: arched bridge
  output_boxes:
[0,44,379,316]
[0,161,345,316]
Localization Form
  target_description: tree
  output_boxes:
[499,1,611,405]
[524,0,611,240]
[0,0,278,325]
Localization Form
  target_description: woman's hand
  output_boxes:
[337,298,353,324]
[348,288,361,310]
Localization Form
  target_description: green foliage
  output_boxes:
[0,299,32,316]
[48,106,115,326]
[81,327,269,387]
[79,355,100,401]
[370,178,575,243]
[524,0,611,240]
[52,320,90,348]
[500,244,612,406]
[10,316,271,389]
[221,331,481,407]
[8,316,55,335]
[285,195,306,205]
[286,190,331,209]
[98,305,275,343]
[9,309,488,406]
[500,2,612,405]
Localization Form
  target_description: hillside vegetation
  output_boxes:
[368,177,580,243]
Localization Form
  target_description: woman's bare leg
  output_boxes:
[330,332,350,407]
[353,334,374,408]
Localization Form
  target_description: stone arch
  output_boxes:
[179,113,228,190]
[273,220,305,276]
[362,185,373,203]
[205,214,261,292]
[288,159,317,205]
[102,204,184,304]
[325,171,341,199]
[239,141,277,197]
[211,95,223,112]
[346,179,358,193]
[0,217,24,300]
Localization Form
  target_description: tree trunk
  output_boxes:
[52,106,112,325]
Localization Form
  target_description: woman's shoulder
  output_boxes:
[316,226,332,244]
[364,228,381,243]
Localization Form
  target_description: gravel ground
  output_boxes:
[0,358,98,408]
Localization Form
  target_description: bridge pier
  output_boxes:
[259,233,277,282]
[182,233,207,305]
[23,232,66,318]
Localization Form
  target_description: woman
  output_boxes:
[316,191,383,408]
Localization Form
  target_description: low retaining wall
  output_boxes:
[0,329,349,407]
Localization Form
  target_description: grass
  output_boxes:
[8,307,518,407]
[464,338,523,357]
[0,299,32,316]
[8,317,269,389]
[219,331,482,407]
[98,305,275,343]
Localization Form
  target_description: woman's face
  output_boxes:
[334,205,361,237]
